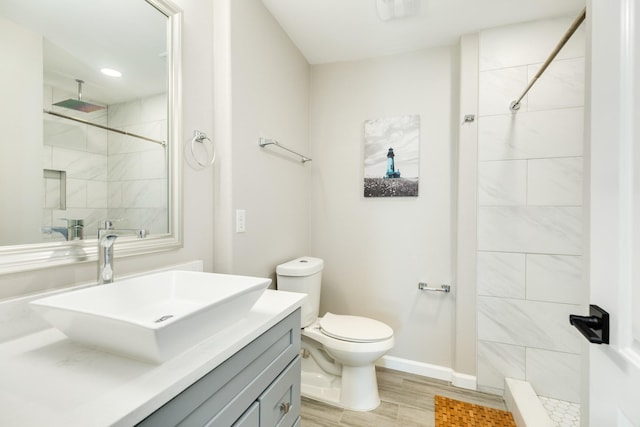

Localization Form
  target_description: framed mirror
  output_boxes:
[0,0,182,273]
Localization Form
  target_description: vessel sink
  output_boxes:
[30,271,270,363]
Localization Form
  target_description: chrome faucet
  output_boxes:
[41,219,84,241]
[97,220,147,284]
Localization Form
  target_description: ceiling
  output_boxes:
[0,0,167,105]
[261,0,586,64]
[1,0,586,103]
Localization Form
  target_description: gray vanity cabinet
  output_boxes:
[138,309,301,427]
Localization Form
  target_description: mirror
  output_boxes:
[0,0,182,273]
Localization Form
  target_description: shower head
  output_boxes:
[52,79,105,113]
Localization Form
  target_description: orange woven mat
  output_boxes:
[435,395,517,427]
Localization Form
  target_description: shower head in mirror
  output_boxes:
[53,79,105,113]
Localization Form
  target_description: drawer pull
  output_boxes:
[280,402,291,414]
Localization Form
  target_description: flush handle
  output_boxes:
[569,304,609,345]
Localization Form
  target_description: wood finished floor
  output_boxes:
[300,367,508,427]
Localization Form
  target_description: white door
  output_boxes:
[586,0,640,425]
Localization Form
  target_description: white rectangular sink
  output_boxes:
[29,271,270,363]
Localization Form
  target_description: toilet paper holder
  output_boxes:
[418,282,451,293]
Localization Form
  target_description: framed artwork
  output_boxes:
[363,114,420,197]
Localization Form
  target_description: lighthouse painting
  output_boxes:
[363,115,419,197]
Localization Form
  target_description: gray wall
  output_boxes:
[308,48,458,368]
[214,0,461,371]
[213,0,311,280]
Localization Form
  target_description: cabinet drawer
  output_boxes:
[259,356,301,427]
[138,310,300,427]
[230,402,259,427]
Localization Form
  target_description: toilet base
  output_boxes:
[300,349,381,411]
[301,370,342,406]
[340,364,381,411]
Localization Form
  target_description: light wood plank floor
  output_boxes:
[300,367,507,427]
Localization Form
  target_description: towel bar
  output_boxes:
[418,283,451,293]
[259,137,312,163]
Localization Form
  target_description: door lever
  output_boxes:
[569,304,609,345]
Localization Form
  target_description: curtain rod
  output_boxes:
[510,7,586,112]
[43,109,167,147]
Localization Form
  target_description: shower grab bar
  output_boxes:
[259,137,312,163]
[510,7,586,112]
[418,282,451,293]
[43,109,167,147]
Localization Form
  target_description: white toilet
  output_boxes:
[276,257,394,412]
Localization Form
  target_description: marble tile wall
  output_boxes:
[42,87,167,239]
[475,18,585,403]
[107,94,168,235]
[43,85,108,239]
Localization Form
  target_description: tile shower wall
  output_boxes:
[107,94,167,235]
[475,19,585,403]
[42,87,167,239]
[43,85,108,239]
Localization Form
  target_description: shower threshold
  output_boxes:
[504,378,580,427]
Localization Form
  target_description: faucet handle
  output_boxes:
[99,219,125,230]
[60,218,84,227]
[100,220,115,230]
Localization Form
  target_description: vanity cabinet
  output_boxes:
[138,309,301,427]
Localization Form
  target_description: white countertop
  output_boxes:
[0,289,304,427]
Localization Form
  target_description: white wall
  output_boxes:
[308,48,458,367]
[0,17,43,246]
[0,0,214,300]
[214,0,311,280]
[474,18,586,402]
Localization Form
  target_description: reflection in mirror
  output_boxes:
[0,0,182,272]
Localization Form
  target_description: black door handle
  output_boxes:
[569,304,609,345]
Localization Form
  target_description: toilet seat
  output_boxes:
[319,312,393,343]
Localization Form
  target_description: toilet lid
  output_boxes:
[319,312,393,343]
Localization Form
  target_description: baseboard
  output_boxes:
[376,355,477,390]
[452,372,477,390]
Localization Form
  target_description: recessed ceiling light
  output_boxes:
[376,0,420,21]
[100,68,122,77]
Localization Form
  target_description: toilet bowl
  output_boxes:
[301,313,394,411]
[276,257,395,411]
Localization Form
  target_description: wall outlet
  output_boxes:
[235,209,246,233]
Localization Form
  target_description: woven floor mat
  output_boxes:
[435,395,517,427]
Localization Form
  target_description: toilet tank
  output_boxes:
[276,257,323,327]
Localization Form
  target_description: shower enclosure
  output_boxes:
[461,14,587,426]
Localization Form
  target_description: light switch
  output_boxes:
[236,209,246,233]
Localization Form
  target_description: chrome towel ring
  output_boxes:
[188,130,216,169]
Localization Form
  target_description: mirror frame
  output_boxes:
[0,0,183,275]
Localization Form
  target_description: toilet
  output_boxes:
[276,257,394,412]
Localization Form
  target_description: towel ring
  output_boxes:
[189,130,216,169]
